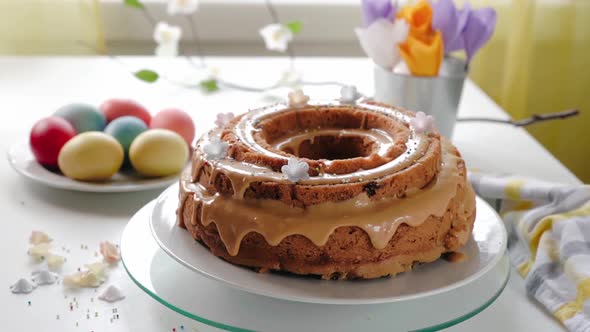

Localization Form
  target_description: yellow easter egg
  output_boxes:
[58,132,124,181]
[129,129,188,177]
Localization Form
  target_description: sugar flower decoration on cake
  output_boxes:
[10,278,36,294]
[203,136,229,160]
[29,230,52,245]
[259,24,293,52]
[153,22,182,57]
[340,85,362,104]
[410,111,435,134]
[215,112,235,128]
[31,270,59,285]
[99,285,126,303]
[288,89,310,108]
[167,0,199,15]
[281,158,310,182]
[100,241,120,264]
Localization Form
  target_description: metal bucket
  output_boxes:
[373,57,467,138]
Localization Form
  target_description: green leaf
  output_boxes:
[134,69,159,83]
[124,0,144,9]
[200,79,219,93]
[286,21,303,34]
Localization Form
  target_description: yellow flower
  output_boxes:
[399,30,443,76]
[397,0,443,76]
[397,0,433,36]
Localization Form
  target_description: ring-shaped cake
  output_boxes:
[178,99,475,280]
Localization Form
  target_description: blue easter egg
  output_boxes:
[55,103,106,133]
[104,116,148,156]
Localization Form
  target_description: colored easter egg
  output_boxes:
[30,117,77,168]
[150,108,195,146]
[129,129,188,177]
[58,132,124,181]
[54,103,106,133]
[100,99,151,126]
[104,116,147,157]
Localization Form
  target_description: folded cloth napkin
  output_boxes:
[468,172,590,332]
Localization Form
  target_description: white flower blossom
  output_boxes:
[288,89,310,108]
[409,111,435,134]
[167,0,198,15]
[259,24,293,52]
[215,112,235,128]
[281,158,310,182]
[355,18,409,70]
[153,22,182,57]
[203,137,229,160]
[340,85,361,104]
[10,278,36,294]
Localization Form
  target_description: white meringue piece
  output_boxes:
[31,270,59,285]
[10,278,36,294]
[98,285,125,303]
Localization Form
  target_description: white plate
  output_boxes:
[122,201,510,332]
[7,140,179,193]
[150,185,508,305]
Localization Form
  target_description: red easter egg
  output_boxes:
[150,108,196,146]
[30,117,77,168]
[99,99,151,125]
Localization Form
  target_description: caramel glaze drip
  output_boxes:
[179,101,474,256]
[181,139,470,256]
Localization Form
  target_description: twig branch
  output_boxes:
[140,7,157,26]
[265,0,279,23]
[457,109,579,127]
[185,14,206,68]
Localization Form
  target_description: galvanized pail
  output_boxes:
[374,57,467,138]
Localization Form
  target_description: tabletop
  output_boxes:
[0,56,580,332]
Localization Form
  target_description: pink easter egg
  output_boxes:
[150,108,195,146]
[100,99,151,126]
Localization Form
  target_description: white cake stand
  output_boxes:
[122,194,510,331]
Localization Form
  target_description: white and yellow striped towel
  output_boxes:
[469,173,590,332]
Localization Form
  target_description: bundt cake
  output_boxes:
[177,92,476,280]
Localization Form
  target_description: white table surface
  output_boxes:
[0,56,580,332]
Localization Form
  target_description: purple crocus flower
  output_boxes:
[463,7,497,62]
[362,0,396,27]
[431,0,496,63]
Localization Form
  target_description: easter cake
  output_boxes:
[177,92,476,280]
